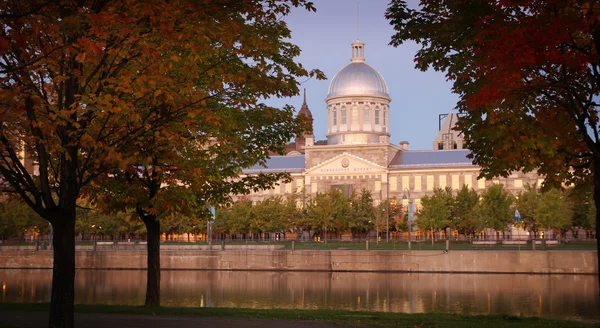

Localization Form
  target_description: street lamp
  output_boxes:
[402,188,413,242]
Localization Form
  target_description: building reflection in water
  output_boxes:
[0,269,597,322]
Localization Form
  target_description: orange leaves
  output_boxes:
[90,43,104,57]
[76,36,103,62]
[75,52,86,63]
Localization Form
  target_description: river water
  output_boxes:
[0,269,597,321]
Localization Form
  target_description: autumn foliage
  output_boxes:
[0,0,321,326]
[387,0,600,286]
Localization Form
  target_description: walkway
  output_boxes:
[0,311,371,328]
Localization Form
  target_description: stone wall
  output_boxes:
[0,250,596,274]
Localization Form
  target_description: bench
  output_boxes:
[472,241,497,245]
[502,240,527,245]
[534,240,559,245]
[471,241,497,249]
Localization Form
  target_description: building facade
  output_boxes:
[244,40,540,213]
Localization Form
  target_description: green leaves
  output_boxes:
[415,187,453,234]
[472,184,514,232]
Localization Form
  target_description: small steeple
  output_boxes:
[295,89,314,152]
[351,40,365,63]
[299,88,312,120]
[303,88,307,106]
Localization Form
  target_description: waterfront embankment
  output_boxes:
[0,250,596,274]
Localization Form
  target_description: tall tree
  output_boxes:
[89,0,320,305]
[452,185,479,238]
[472,184,514,235]
[537,189,573,238]
[387,0,600,279]
[516,184,542,235]
[350,189,375,238]
[416,187,453,243]
[0,0,320,325]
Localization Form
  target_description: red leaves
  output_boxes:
[77,36,103,58]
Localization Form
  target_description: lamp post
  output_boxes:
[402,188,412,242]
[386,198,389,243]
[208,206,215,247]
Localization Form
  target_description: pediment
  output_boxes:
[306,152,386,175]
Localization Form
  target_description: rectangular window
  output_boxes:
[341,109,347,124]
[375,110,380,125]
[333,110,337,125]
[452,175,459,190]
[439,175,446,189]
[296,179,304,193]
[414,175,422,191]
[390,176,397,191]
[375,180,381,191]
[285,183,292,194]
[464,174,472,188]
[493,179,500,185]
[311,182,318,194]
[537,178,544,188]
[383,111,386,126]
[363,108,370,124]
[426,175,434,190]
[514,179,523,188]
[477,178,486,189]
[402,176,409,190]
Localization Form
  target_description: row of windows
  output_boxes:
[332,108,386,126]
[389,175,542,192]
[250,176,543,197]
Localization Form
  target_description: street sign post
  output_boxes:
[514,210,522,252]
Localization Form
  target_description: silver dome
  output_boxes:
[327,62,389,99]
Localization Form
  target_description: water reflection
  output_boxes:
[0,269,597,321]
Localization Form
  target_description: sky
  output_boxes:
[264,0,459,150]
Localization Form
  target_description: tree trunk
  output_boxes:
[143,216,160,307]
[593,164,600,290]
[48,209,76,328]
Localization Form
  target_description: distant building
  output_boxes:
[244,40,540,220]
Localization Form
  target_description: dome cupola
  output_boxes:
[327,40,389,100]
[325,40,391,145]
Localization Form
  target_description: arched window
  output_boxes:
[383,110,386,126]
[438,142,444,150]
[363,106,370,123]
[375,108,380,125]
[341,107,347,124]
[333,110,337,126]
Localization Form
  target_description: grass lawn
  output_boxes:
[0,303,597,328]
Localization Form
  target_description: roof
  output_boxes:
[327,62,389,99]
[244,155,305,173]
[243,150,474,174]
[388,149,473,168]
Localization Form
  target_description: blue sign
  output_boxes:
[514,210,521,223]
[408,202,413,221]
[209,206,216,223]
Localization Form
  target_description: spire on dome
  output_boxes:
[351,40,365,63]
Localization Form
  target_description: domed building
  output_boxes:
[245,40,540,239]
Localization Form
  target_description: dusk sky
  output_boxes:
[265,0,459,150]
